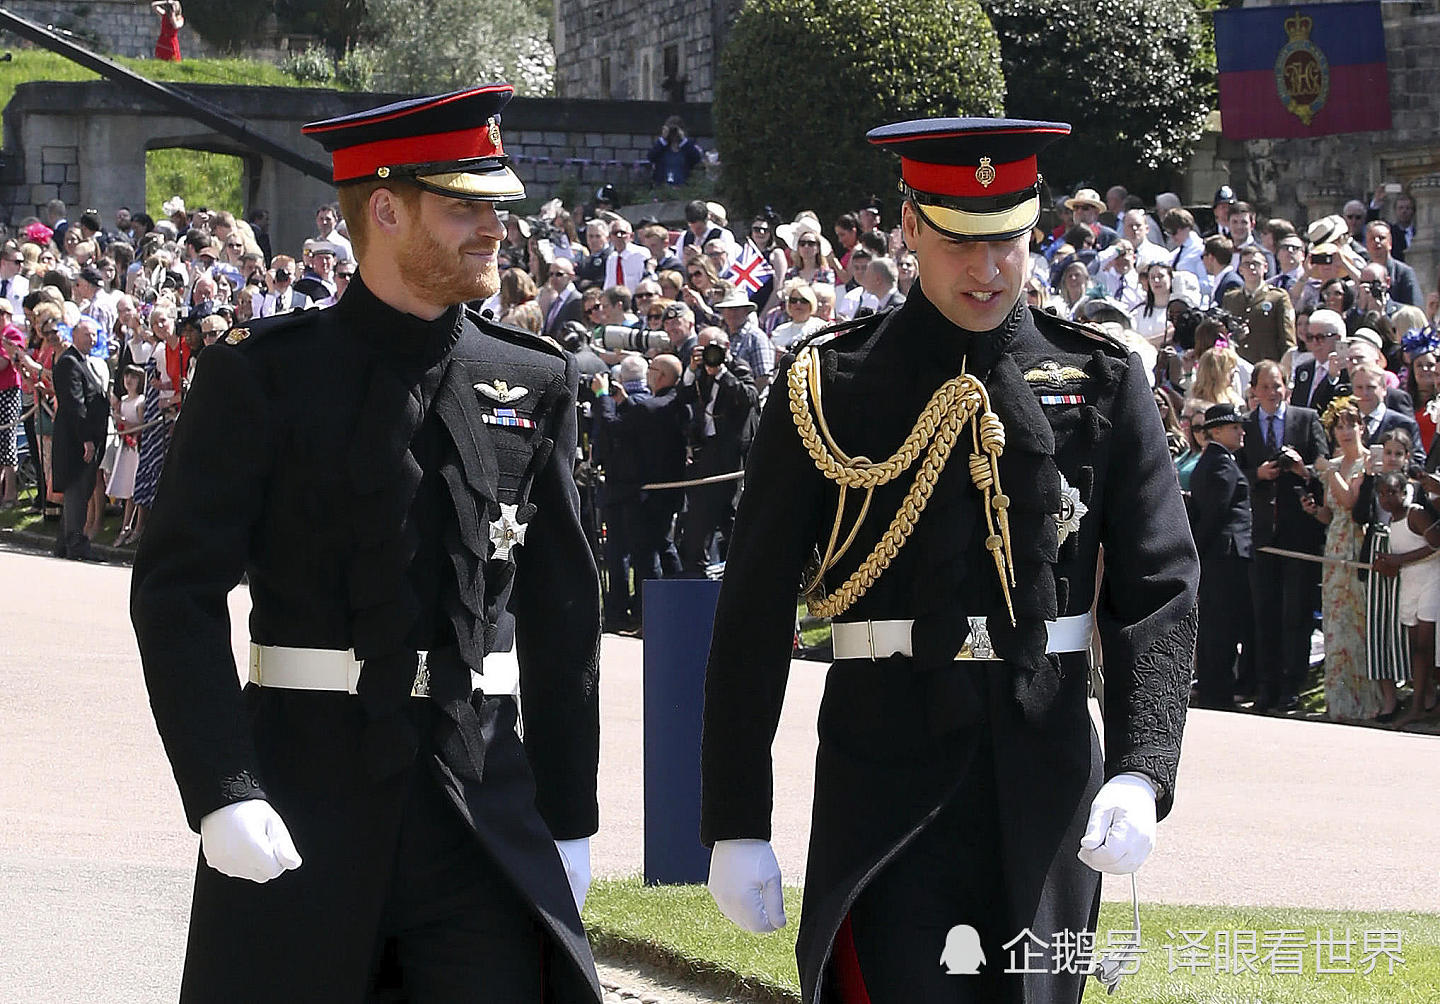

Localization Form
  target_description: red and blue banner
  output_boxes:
[1215,2,1391,140]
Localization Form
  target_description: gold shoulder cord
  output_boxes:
[789,345,1016,623]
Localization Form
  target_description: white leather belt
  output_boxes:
[247,644,521,697]
[830,613,1094,662]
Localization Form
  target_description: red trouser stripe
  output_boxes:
[833,914,872,1004]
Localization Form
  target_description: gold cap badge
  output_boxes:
[975,157,996,188]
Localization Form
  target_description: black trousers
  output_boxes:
[678,480,736,575]
[845,743,1032,1004]
[1195,554,1252,707]
[55,457,96,559]
[1250,549,1317,705]
[366,766,544,1002]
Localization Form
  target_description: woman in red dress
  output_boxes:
[152,0,184,62]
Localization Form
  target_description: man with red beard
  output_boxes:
[131,87,604,1002]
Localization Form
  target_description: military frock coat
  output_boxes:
[700,284,1199,1004]
[131,276,603,1002]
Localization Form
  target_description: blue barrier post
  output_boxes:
[642,576,721,885]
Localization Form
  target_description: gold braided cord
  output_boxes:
[788,348,971,489]
[789,345,1018,623]
[802,406,970,618]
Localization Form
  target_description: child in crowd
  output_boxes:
[109,364,145,546]
[1372,470,1440,726]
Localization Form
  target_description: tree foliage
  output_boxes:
[715,0,1004,224]
[352,0,555,96]
[984,0,1215,195]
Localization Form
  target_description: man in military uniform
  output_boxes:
[701,119,1199,1004]
[131,87,603,1002]
[1222,245,1295,365]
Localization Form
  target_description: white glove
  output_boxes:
[1077,772,1158,875]
[555,837,592,914]
[708,838,786,933]
[198,798,303,883]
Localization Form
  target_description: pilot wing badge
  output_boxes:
[476,379,529,404]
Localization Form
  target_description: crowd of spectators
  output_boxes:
[4,174,1440,727]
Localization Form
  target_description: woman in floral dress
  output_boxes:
[1302,400,1384,721]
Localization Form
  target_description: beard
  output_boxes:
[399,222,499,306]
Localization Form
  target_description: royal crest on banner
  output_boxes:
[1275,12,1329,125]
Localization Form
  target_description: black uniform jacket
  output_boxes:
[593,384,688,508]
[1189,441,1253,560]
[700,285,1199,1004]
[51,345,108,491]
[131,276,602,1002]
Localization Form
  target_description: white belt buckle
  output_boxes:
[867,620,877,661]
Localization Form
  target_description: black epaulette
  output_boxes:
[465,305,566,359]
[787,311,884,357]
[219,306,321,349]
[1030,306,1128,356]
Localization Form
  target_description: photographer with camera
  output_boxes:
[151,0,183,62]
[649,116,704,187]
[250,255,309,318]
[676,327,757,577]
[591,354,688,629]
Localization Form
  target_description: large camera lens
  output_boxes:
[702,343,726,368]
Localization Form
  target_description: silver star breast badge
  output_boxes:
[475,379,529,404]
[1056,472,1088,546]
[489,503,529,560]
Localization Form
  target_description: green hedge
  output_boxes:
[715,0,1004,225]
[984,0,1216,196]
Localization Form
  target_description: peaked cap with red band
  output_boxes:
[867,117,1071,242]
[302,85,525,203]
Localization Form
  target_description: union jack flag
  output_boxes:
[728,240,774,299]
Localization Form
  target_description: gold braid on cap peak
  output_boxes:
[789,345,1016,623]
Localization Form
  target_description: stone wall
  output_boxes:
[3,0,229,59]
[554,0,743,102]
[1,82,713,254]
[1211,0,1440,294]
[503,96,712,201]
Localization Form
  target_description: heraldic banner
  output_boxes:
[1215,1,1391,140]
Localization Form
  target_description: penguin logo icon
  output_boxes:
[939,924,986,975]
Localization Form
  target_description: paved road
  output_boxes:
[2,544,1436,1000]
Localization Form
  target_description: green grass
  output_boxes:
[146,148,243,218]
[0,49,335,114]
[0,476,134,549]
[584,877,1440,1003]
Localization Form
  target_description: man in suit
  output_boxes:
[250,255,311,317]
[1352,362,1425,465]
[1343,331,1417,422]
[1223,246,1295,364]
[604,218,649,291]
[1189,404,1254,709]
[1239,361,1329,711]
[1366,187,1413,262]
[543,257,586,336]
[131,87,604,1003]
[1290,308,1346,412]
[676,326,758,576]
[1366,221,1419,306]
[590,353,687,627]
[860,255,907,314]
[51,317,109,560]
